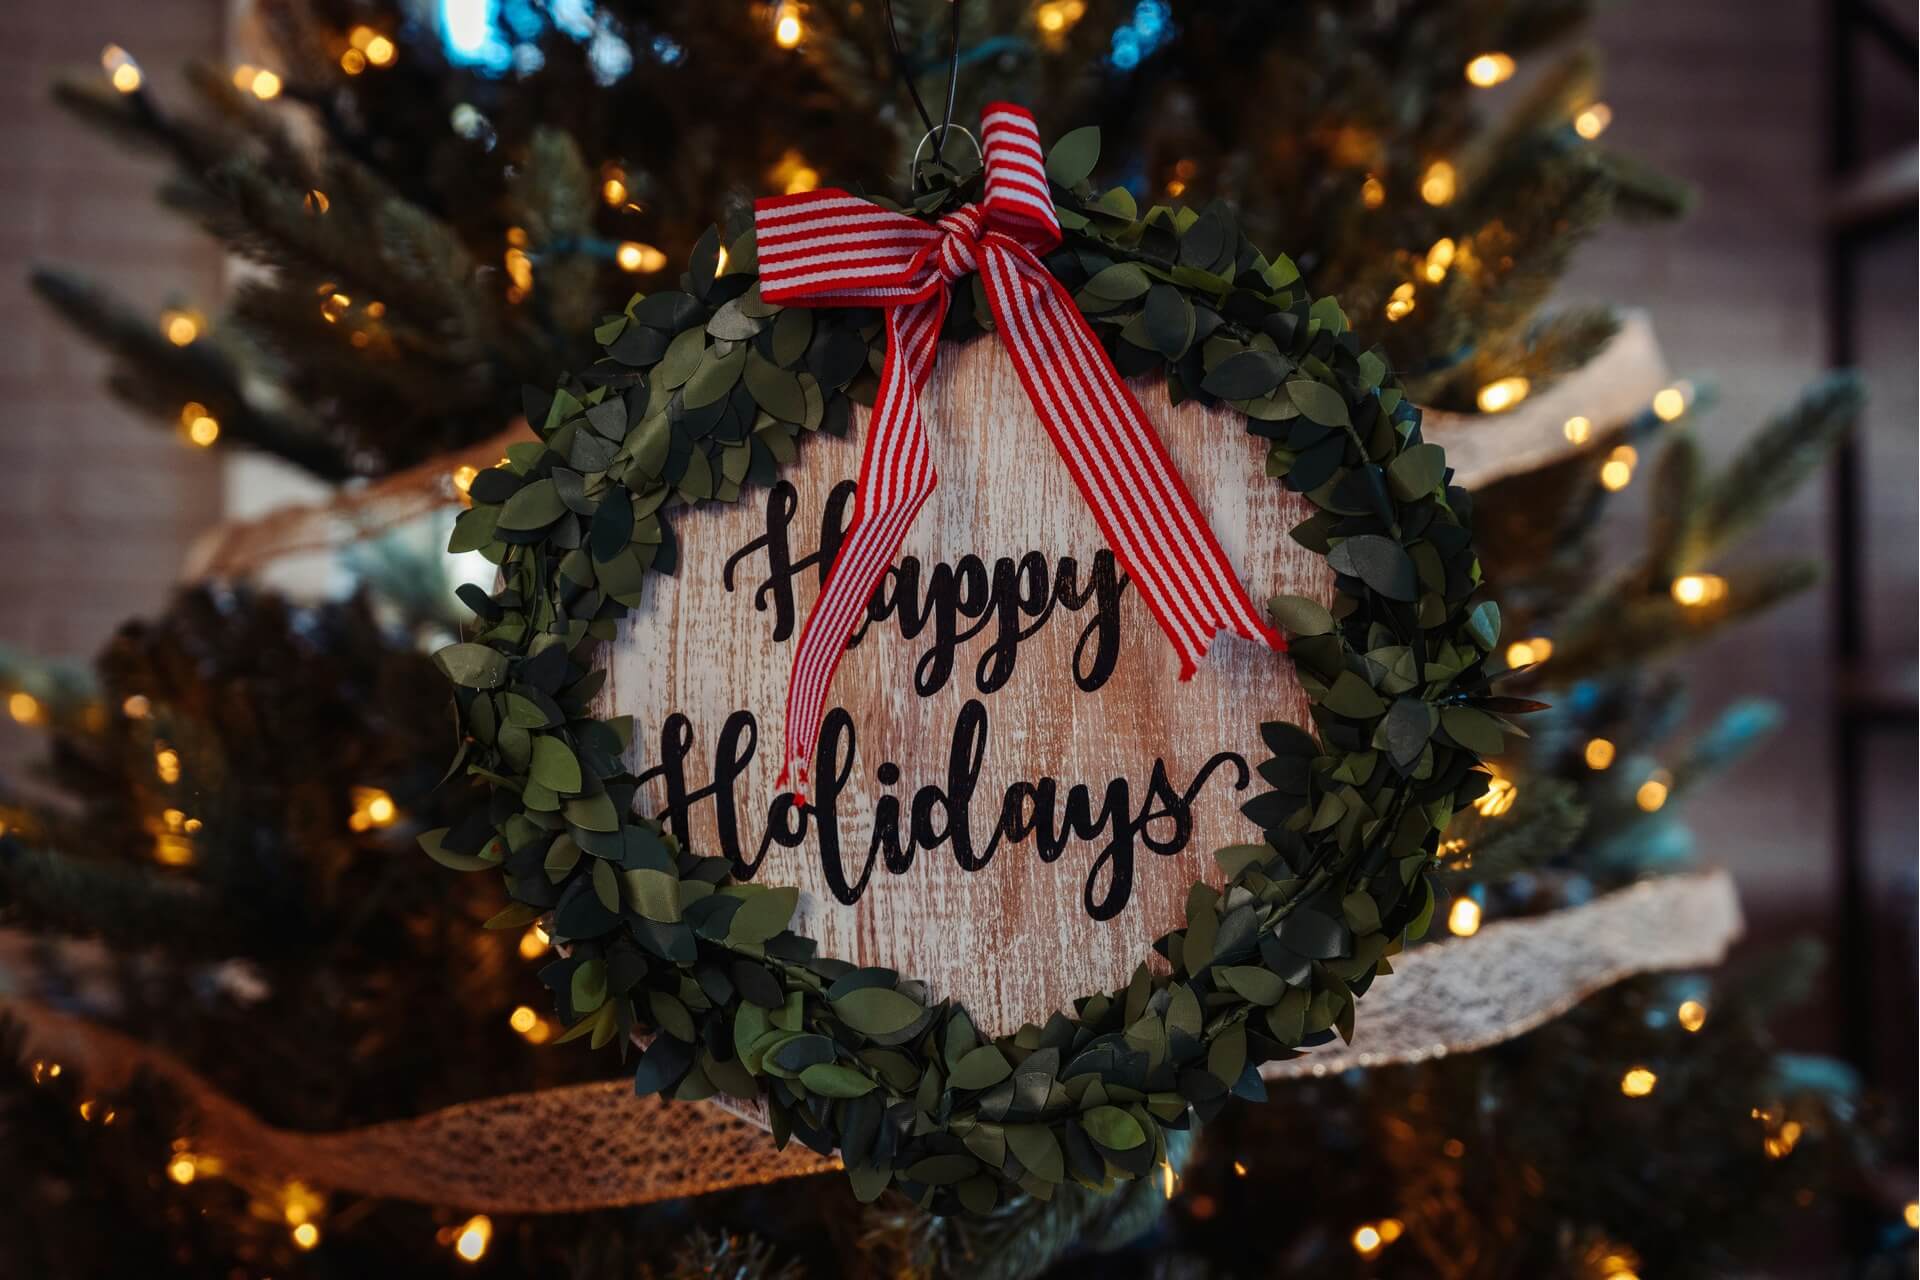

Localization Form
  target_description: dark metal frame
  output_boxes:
[1823,0,1917,1088]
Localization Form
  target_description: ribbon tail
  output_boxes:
[778,296,944,805]
[979,239,1283,677]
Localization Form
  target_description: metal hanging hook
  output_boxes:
[883,0,965,186]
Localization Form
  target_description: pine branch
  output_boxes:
[1693,371,1863,560]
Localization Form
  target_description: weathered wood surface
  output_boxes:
[605,337,1325,1038]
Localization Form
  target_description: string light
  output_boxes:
[1231,1160,1248,1176]
[1763,1119,1803,1158]
[1384,282,1416,322]
[153,807,195,866]
[1670,573,1727,607]
[1652,384,1689,421]
[716,244,730,274]
[1620,1066,1658,1097]
[102,46,142,94]
[167,1153,198,1184]
[162,309,201,346]
[1465,52,1516,87]
[348,786,397,832]
[1677,999,1708,1032]
[1600,443,1636,491]
[1035,0,1087,45]
[773,2,804,48]
[305,189,331,215]
[602,173,628,206]
[1351,1223,1384,1257]
[291,1222,321,1250]
[1563,414,1592,444]
[364,35,396,66]
[509,1005,539,1034]
[616,241,668,273]
[1505,636,1551,668]
[1473,776,1517,818]
[232,64,258,89]
[1583,737,1616,770]
[1448,897,1482,937]
[155,744,182,784]
[184,409,220,448]
[122,694,151,719]
[519,923,550,959]
[452,464,479,505]
[505,246,534,294]
[1574,102,1613,139]
[1635,770,1671,813]
[1360,174,1386,208]
[8,691,42,725]
[248,69,282,100]
[1423,237,1456,283]
[1419,160,1456,205]
[320,291,352,323]
[1476,375,1530,413]
[1903,1201,1918,1230]
[453,1214,493,1262]
[341,48,367,74]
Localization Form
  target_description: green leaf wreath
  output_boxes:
[425,125,1514,1215]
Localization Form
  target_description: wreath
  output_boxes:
[424,115,1514,1216]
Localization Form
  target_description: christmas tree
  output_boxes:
[3,3,1910,1277]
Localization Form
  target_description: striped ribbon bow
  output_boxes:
[754,103,1281,804]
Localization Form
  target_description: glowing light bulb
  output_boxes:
[1352,1224,1384,1257]
[8,692,42,725]
[505,246,534,293]
[155,745,182,784]
[1472,776,1517,818]
[519,924,550,959]
[1600,457,1634,491]
[1677,999,1707,1032]
[1563,414,1592,444]
[1635,772,1671,812]
[1476,375,1531,413]
[168,1154,198,1184]
[321,292,352,323]
[1903,1201,1918,1230]
[1574,102,1613,139]
[249,69,282,100]
[1620,1066,1657,1097]
[452,464,479,504]
[1466,52,1516,86]
[1360,175,1386,208]
[1584,738,1616,770]
[186,413,220,448]
[292,1222,320,1250]
[1390,282,1420,322]
[616,241,668,273]
[1505,637,1551,668]
[1232,1160,1248,1176]
[602,175,627,206]
[341,48,367,74]
[349,786,397,832]
[1420,160,1456,206]
[162,310,201,346]
[305,189,331,215]
[1447,897,1482,937]
[453,1214,493,1262]
[364,35,396,66]
[1384,282,1416,322]
[1671,573,1728,607]
[104,45,143,94]
[774,4,804,48]
[122,694,151,719]
[1652,385,1689,421]
[1378,1219,1404,1244]
[1423,237,1456,283]
[510,1005,539,1034]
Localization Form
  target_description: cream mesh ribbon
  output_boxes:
[5,871,1738,1212]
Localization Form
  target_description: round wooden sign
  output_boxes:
[605,338,1327,1039]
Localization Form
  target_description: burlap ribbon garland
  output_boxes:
[5,871,1739,1212]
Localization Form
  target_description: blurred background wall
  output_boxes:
[1,0,1914,1162]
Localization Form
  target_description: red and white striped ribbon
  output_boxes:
[753,103,1282,804]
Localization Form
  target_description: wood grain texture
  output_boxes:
[605,337,1326,1038]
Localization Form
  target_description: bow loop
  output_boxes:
[751,104,1280,804]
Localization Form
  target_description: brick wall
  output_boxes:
[0,1,225,770]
